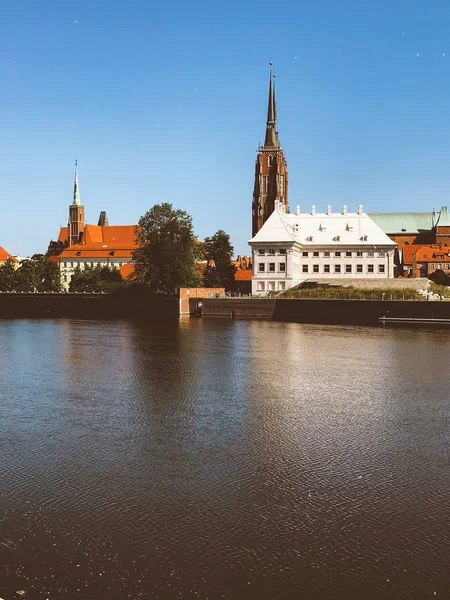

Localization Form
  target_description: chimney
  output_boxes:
[358,204,363,215]
[311,205,316,216]
[296,205,300,216]
[342,205,347,215]
[327,205,331,215]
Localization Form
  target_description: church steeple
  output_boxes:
[68,160,85,246]
[252,65,289,237]
[264,66,280,148]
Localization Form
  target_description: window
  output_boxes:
[345,265,352,273]
[334,265,341,273]
[367,251,374,258]
[302,265,308,273]
[356,264,363,273]
[324,265,330,273]
[378,264,385,273]
[269,249,276,255]
[430,263,435,270]
[119,262,123,267]
[346,251,352,257]
[356,251,363,257]
[313,251,319,257]
[335,251,341,257]
[446,264,450,270]
[367,264,374,273]
[278,281,285,290]
[302,251,308,257]
[269,281,275,291]
[258,263,265,272]
[269,263,275,272]
[324,251,330,257]
[313,264,319,273]
[279,263,286,272]
[268,155,272,167]
[279,249,286,255]
[258,249,265,255]
[378,251,385,258]
[63,262,67,267]
[257,281,265,291]
[70,262,74,267]
[438,263,442,270]
[90,262,94,267]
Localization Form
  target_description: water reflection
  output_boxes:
[0,319,449,599]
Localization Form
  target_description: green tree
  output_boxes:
[133,203,202,293]
[69,264,124,292]
[203,230,236,290]
[0,259,19,291]
[15,254,62,292]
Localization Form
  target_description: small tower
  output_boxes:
[252,65,289,236]
[68,161,85,246]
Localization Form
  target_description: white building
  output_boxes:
[249,204,397,296]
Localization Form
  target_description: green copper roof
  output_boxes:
[369,212,435,234]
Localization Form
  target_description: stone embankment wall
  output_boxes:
[201,298,450,325]
[179,288,225,316]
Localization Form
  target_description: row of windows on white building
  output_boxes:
[256,248,387,258]
[61,261,126,269]
[258,262,387,274]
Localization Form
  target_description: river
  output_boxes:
[0,318,449,599]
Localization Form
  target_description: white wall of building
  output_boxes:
[58,257,132,291]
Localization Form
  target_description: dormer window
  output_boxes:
[306,236,313,242]
[319,223,326,231]
[333,235,340,242]
[346,224,353,231]
[360,235,368,241]
[76,251,81,256]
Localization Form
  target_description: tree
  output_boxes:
[16,254,62,292]
[203,230,236,290]
[133,203,202,293]
[429,269,450,286]
[69,264,124,293]
[0,259,19,291]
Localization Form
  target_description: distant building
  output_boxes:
[252,67,288,237]
[249,204,396,296]
[370,206,450,276]
[0,246,18,267]
[54,164,136,290]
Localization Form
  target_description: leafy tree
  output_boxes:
[69,264,125,293]
[133,203,202,293]
[16,254,62,292]
[203,230,236,290]
[0,259,19,291]
[429,269,450,286]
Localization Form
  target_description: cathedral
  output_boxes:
[252,67,289,237]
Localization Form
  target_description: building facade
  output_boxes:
[252,67,288,237]
[249,205,396,295]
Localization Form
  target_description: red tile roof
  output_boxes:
[119,263,135,279]
[402,244,427,265]
[414,246,450,263]
[58,227,68,243]
[235,269,252,281]
[0,246,17,262]
[57,224,137,259]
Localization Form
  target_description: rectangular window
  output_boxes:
[258,249,265,255]
[90,262,94,267]
[302,265,308,273]
[63,262,67,268]
[334,265,341,273]
[430,263,435,270]
[356,251,363,257]
[279,249,286,255]
[378,264,385,273]
[257,281,265,291]
[313,264,319,273]
[313,251,319,257]
[335,251,341,257]
[378,252,385,258]
[278,281,285,290]
[258,263,265,272]
[324,251,330,257]
[324,265,330,273]
[346,251,352,257]
[269,281,275,291]
[367,251,374,258]
[279,263,286,272]
[438,263,442,270]
[269,263,275,272]
[357,264,363,273]
[446,264,450,269]
[269,249,276,255]
[70,262,74,268]
[302,251,308,257]
[367,264,374,273]
[345,264,352,273]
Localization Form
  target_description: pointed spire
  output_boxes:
[264,63,280,148]
[73,159,81,206]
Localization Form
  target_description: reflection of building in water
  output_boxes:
[249,205,396,296]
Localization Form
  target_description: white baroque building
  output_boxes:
[249,204,397,296]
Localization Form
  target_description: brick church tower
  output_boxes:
[68,161,85,246]
[252,67,289,237]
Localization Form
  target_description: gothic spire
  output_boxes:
[264,64,280,148]
[72,160,81,206]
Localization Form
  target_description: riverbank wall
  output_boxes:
[0,291,179,319]
[201,298,450,326]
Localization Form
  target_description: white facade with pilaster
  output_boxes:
[249,205,397,296]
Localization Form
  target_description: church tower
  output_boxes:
[68,161,85,246]
[252,66,289,236]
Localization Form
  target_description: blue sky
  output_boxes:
[2,0,450,256]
